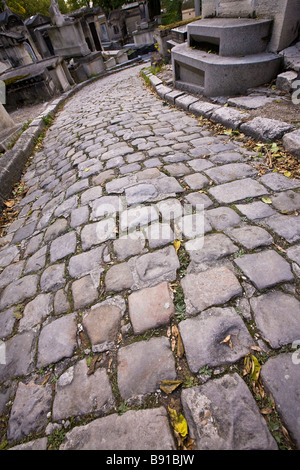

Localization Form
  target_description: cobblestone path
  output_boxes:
[1,64,300,450]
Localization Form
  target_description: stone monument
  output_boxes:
[49,0,65,28]
[171,0,300,96]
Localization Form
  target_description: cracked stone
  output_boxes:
[181,373,277,450]
[7,381,52,442]
[52,360,115,421]
[82,303,123,350]
[50,231,77,263]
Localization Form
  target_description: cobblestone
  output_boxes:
[0,64,299,451]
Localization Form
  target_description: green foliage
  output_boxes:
[1,0,69,19]
[161,0,183,25]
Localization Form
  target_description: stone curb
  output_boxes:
[0,57,143,211]
[146,72,299,158]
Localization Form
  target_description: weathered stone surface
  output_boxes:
[40,263,65,292]
[235,201,276,221]
[181,374,277,450]
[0,245,19,268]
[50,231,77,263]
[270,190,300,212]
[259,172,300,191]
[184,192,213,210]
[125,183,158,205]
[234,250,294,290]
[207,207,241,230]
[181,267,242,316]
[261,353,300,449]
[0,275,38,310]
[82,303,122,349]
[204,163,256,184]
[156,198,182,221]
[209,178,266,203]
[264,214,300,243]
[287,245,300,265]
[186,233,238,272]
[250,292,300,348]
[143,222,174,248]
[72,275,99,309]
[12,222,36,244]
[24,246,47,274]
[133,246,180,287]
[68,246,104,279]
[37,313,77,368]
[228,95,275,109]
[117,337,176,400]
[128,282,174,334]
[81,219,116,250]
[177,211,210,239]
[90,195,122,220]
[105,262,134,292]
[52,360,114,421]
[60,407,175,450]
[283,128,300,159]
[183,172,209,190]
[54,289,70,315]
[188,158,214,172]
[70,205,89,228]
[0,307,15,339]
[120,205,158,232]
[0,331,36,381]
[227,225,273,249]
[9,438,48,450]
[179,307,252,372]
[8,382,52,442]
[240,117,293,142]
[0,261,24,289]
[44,218,68,242]
[211,107,250,129]
[19,293,52,332]
[165,162,191,177]
[113,232,145,260]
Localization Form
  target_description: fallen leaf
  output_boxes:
[4,200,14,208]
[160,380,183,394]
[220,334,232,348]
[260,407,273,415]
[177,332,184,358]
[174,240,181,252]
[284,171,292,178]
[250,354,261,381]
[87,354,102,375]
[261,197,272,204]
[84,168,90,172]
[168,407,188,438]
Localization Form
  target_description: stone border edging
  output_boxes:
[0,57,143,211]
[146,71,300,159]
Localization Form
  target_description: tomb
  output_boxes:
[171,0,300,96]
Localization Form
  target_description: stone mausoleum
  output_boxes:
[171,0,300,96]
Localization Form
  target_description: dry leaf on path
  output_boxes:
[160,380,183,394]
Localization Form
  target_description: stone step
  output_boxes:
[172,42,282,96]
[187,18,273,57]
